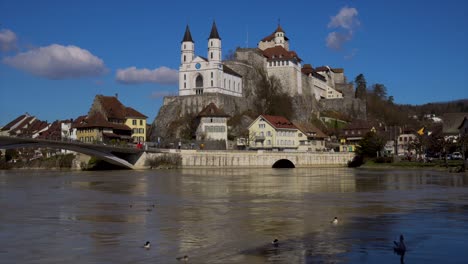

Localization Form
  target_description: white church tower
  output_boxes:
[208,21,221,62]
[181,25,194,64]
[178,21,243,97]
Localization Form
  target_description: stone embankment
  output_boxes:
[135,150,354,169]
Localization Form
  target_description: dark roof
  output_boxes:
[458,117,468,129]
[222,64,242,78]
[125,107,147,118]
[343,119,372,131]
[315,66,343,73]
[198,103,229,117]
[275,24,285,33]
[181,25,194,43]
[262,46,301,62]
[95,95,128,120]
[442,113,468,134]
[208,21,221,40]
[94,95,147,120]
[71,115,87,128]
[261,25,290,42]
[75,112,131,131]
[75,112,114,129]
[1,114,26,131]
[294,122,328,138]
[261,115,297,129]
[9,116,35,134]
[301,64,326,82]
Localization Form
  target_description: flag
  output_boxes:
[417,127,425,136]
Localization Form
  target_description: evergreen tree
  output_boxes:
[372,83,387,100]
[354,74,367,100]
[355,131,385,158]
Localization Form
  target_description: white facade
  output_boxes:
[179,23,242,97]
[196,117,228,142]
[397,133,417,156]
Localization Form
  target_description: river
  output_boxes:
[0,168,467,263]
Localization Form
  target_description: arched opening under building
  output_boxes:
[272,159,295,168]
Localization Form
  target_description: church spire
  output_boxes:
[182,25,194,43]
[208,21,221,40]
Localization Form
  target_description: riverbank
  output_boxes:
[361,159,466,172]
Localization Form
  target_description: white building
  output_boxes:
[397,133,417,156]
[179,22,243,97]
[196,103,229,144]
[258,25,343,99]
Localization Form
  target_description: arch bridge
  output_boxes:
[0,136,145,169]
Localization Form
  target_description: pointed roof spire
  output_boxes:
[182,25,194,43]
[275,23,284,33]
[208,21,221,40]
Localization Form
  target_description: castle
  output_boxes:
[178,22,345,101]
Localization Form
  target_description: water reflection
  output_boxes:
[0,169,467,263]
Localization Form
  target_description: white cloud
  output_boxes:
[326,32,351,50]
[326,6,360,51]
[328,7,360,31]
[0,29,18,52]
[3,44,106,79]
[116,66,178,85]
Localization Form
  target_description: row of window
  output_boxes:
[80,136,95,143]
[399,136,414,142]
[254,139,296,146]
[132,128,145,134]
[344,130,362,135]
[268,60,290,67]
[183,74,241,93]
[207,118,225,123]
[78,128,97,133]
[132,136,145,143]
[257,130,297,137]
[131,120,144,126]
[205,126,226,133]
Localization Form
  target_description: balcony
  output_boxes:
[255,135,265,141]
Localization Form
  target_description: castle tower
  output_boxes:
[181,25,194,64]
[208,21,221,62]
[274,24,286,48]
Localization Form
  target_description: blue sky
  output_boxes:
[1,0,467,126]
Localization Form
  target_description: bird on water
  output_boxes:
[331,217,338,224]
[393,235,406,254]
[272,239,279,247]
[176,255,189,261]
[143,241,151,249]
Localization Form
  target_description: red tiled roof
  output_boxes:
[71,115,87,128]
[93,95,147,120]
[9,116,35,134]
[1,114,26,131]
[261,26,290,42]
[125,107,147,118]
[96,95,128,120]
[198,103,229,117]
[261,115,297,129]
[262,46,301,62]
[75,112,115,129]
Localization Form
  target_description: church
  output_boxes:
[178,22,243,97]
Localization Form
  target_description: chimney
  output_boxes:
[115,93,118,98]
